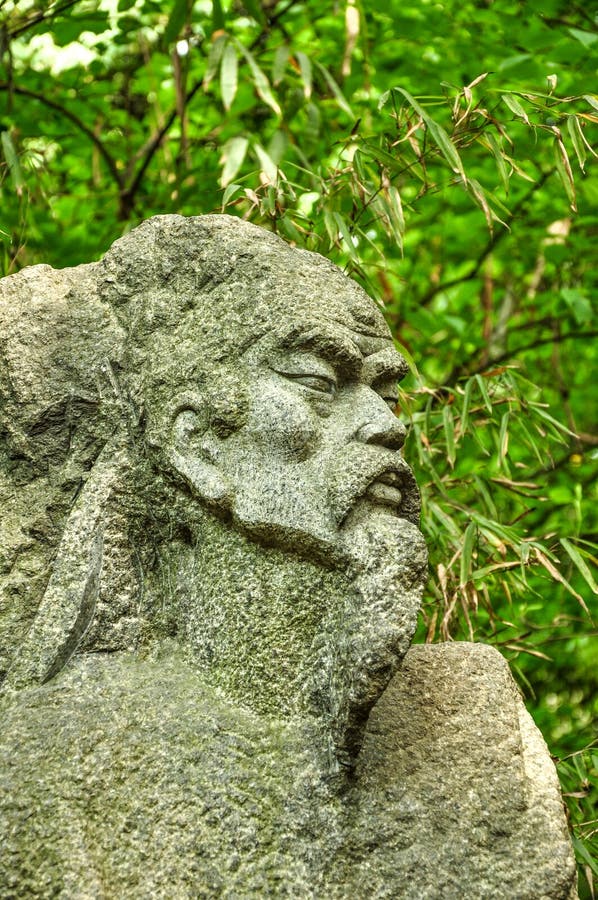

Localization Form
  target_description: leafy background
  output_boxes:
[1,0,596,889]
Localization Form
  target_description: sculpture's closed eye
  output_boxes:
[284,373,337,397]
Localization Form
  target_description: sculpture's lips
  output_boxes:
[329,447,421,528]
[366,471,404,509]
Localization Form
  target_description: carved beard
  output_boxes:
[168,494,426,775]
[301,513,427,772]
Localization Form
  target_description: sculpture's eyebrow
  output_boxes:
[361,347,409,386]
[278,326,363,377]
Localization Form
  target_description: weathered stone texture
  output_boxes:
[0,643,577,898]
[0,215,577,897]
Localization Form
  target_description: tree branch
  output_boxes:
[440,328,598,389]
[475,329,598,371]
[8,0,81,39]
[0,82,123,188]
[118,78,205,218]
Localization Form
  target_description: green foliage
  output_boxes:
[1,0,596,885]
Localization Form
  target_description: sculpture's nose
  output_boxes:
[354,390,407,451]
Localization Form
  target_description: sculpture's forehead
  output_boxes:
[251,262,391,342]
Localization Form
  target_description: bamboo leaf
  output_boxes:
[378,89,390,110]
[460,377,475,432]
[533,547,589,613]
[397,343,420,379]
[560,539,598,595]
[315,61,354,118]
[296,51,312,100]
[572,836,598,876]
[499,411,509,463]
[236,41,281,115]
[164,0,189,44]
[384,184,405,252]
[529,403,577,438]
[0,131,24,194]
[460,521,477,586]
[467,177,498,231]
[221,182,242,208]
[393,87,466,179]
[333,212,358,259]
[220,42,238,111]
[272,44,290,85]
[219,136,248,187]
[254,143,278,182]
[359,142,401,170]
[481,132,510,193]
[474,373,493,414]
[212,0,225,31]
[443,404,456,467]
[203,34,226,87]
[242,0,266,25]
[501,93,530,125]
[567,115,586,172]
[553,133,577,211]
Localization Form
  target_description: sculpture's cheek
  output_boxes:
[242,381,323,460]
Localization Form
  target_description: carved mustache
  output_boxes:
[325,444,421,528]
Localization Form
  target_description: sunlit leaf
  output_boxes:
[533,546,589,613]
[220,42,238,112]
[498,411,509,463]
[296,51,312,100]
[203,34,226,88]
[443,404,456,467]
[0,131,24,194]
[481,132,510,193]
[254,143,278,182]
[501,93,530,125]
[566,116,586,172]
[272,44,290,85]
[219,136,248,187]
[235,41,281,115]
[553,133,577,212]
[221,182,242,208]
[474,374,493,415]
[560,539,598,595]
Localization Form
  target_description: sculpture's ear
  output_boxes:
[167,392,230,506]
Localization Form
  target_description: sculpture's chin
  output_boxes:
[340,506,426,571]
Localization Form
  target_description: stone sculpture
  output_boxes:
[0,216,577,898]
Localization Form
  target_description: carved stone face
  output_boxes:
[170,276,421,564]
[226,324,416,558]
